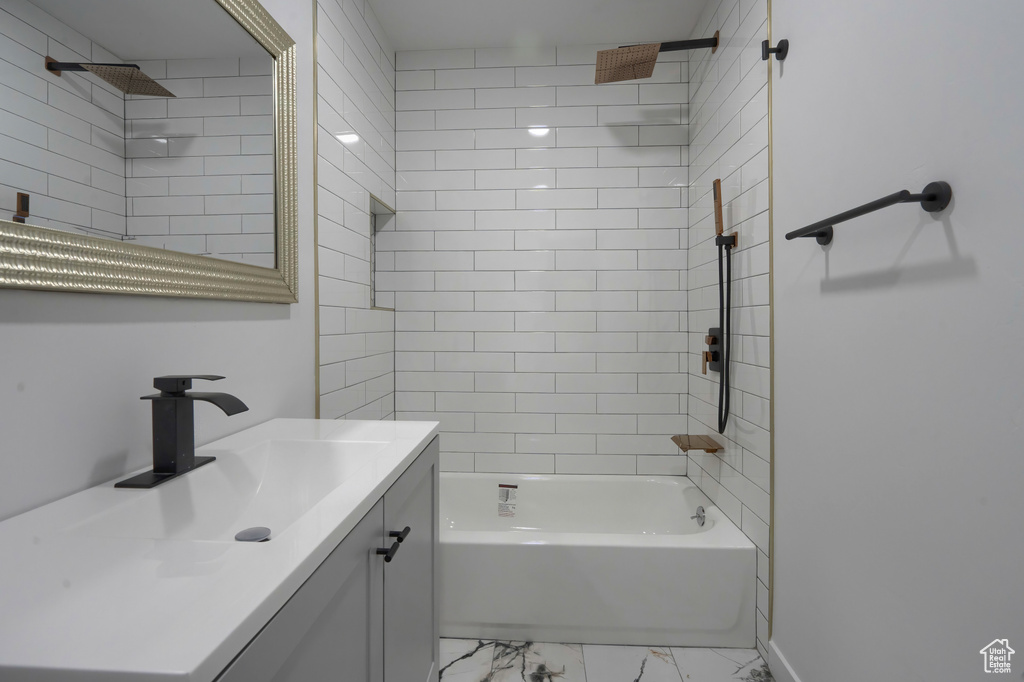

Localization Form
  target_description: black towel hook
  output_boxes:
[762,39,789,61]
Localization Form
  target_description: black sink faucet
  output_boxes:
[116,375,249,489]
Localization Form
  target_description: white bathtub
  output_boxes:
[439,472,756,648]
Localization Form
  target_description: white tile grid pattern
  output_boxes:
[123,56,275,265]
[386,45,690,479]
[685,0,771,659]
[438,639,773,682]
[316,0,397,421]
[0,2,126,239]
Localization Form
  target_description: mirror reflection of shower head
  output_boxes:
[595,31,719,84]
[45,57,175,97]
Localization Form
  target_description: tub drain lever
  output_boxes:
[690,506,706,527]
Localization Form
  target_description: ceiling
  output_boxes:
[366,0,710,52]
[29,0,269,60]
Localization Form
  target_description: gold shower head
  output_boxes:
[595,43,661,84]
[81,64,175,97]
[45,57,175,97]
[595,32,720,85]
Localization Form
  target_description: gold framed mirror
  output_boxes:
[0,0,297,303]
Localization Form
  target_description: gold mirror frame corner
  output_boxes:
[0,0,298,304]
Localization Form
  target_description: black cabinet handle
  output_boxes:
[388,526,411,543]
[376,541,400,562]
[376,528,411,562]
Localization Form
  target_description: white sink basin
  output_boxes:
[63,439,390,542]
[0,418,441,682]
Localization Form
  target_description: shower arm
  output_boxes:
[618,32,720,53]
[659,37,718,51]
[46,60,142,75]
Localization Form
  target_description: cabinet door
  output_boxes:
[217,499,385,682]
[382,436,439,682]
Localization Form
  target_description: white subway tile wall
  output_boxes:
[316,0,397,420]
[384,44,690,478]
[685,0,770,658]
[124,56,275,266]
[315,3,770,651]
[0,2,126,239]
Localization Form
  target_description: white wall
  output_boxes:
[771,2,1024,680]
[0,0,315,522]
[124,55,276,266]
[0,0,127,238]
[315,0,397,421]
[685,0,770,657]
[385,44,690,476]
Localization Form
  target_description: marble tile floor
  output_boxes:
[439,639,773,682]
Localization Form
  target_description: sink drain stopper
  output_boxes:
[234,526,271,542]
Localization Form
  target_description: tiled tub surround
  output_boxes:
[439,473,755,647]
[315,0,398,421]
[439,639,772,682]
[384,45,691,476]
[124,56,276,266]
[684,0,771,658]
[0,0,126,239]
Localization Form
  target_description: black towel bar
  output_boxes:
[786,181,952,245]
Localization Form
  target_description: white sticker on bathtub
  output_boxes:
[498,484,518,517]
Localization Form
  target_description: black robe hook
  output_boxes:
[762,39,789,61]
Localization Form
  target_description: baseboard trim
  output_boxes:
[768,639,801,682]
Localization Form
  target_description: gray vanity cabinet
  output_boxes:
[216,437,439,682]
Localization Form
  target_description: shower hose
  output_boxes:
[717,238,733,434]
